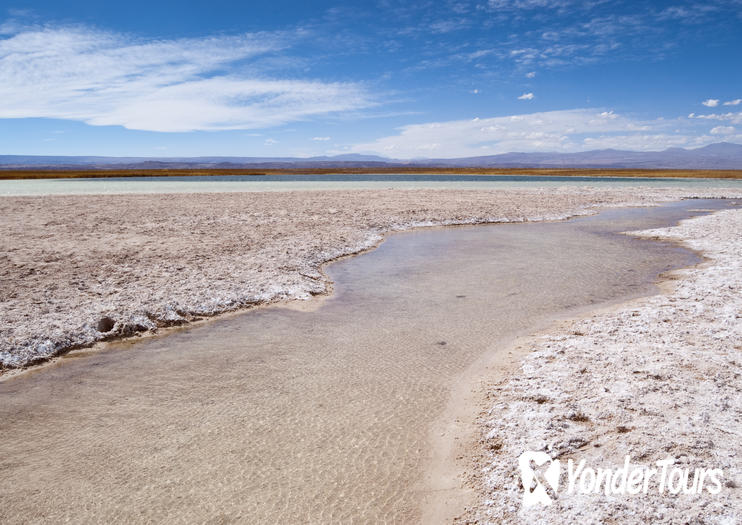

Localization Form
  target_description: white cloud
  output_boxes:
[525,71,536,78]
[710,126,735,135]
[264,138,278,145]
[487,0,574,10]
[688,112,742,124]
[702,98,720,107]
[348,109,734,158]
[657,5,718,23]
[723,99,741,106]
[396,3,740,77]
[429,19,469,34]
[0,24,374,132]
[312,136,331,141]
[580,134,699,151]
[467,49,494,60]
[518,92,535,100]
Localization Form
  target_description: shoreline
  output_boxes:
[468,207,742,523]
[3,188,742,374]
[418,207,725,523]
[0,201,654,382]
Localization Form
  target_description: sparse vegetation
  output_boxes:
[0,168,741,180]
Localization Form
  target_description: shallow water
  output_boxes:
[0,199,738,523]
[1,173,741,195]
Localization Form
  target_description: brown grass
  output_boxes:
[0,167,741,180]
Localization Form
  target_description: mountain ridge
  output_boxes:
[2,142,741,170]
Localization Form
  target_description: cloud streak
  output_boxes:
[0,24,374,132]
[689,111,742,124]
[349,109,740,158]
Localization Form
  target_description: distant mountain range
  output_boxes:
[2,142,742,170]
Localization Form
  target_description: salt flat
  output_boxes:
[1,196,732,524]
[471,208,742,524]
[2,187,742,370]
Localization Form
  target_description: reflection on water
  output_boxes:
[0,200,738,523]
[1,173,741,195]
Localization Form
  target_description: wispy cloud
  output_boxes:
[702,98,720,107]
[517,92,535,100]
[710,126,735,135]
[422,2,742,75]
[429,18,470,34]
[486,0,575,12]
[0,24,374,132]
[312,136,331,141]
[688,111,742,124]
[348,109,736,158]
[724,98,741,106]
[657,4,720,23]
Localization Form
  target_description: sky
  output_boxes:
[1,1,741,158]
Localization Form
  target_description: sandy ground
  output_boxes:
[2,187,742,370]
[469,208,742,523]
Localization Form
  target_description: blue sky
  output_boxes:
[1,1,741,158]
